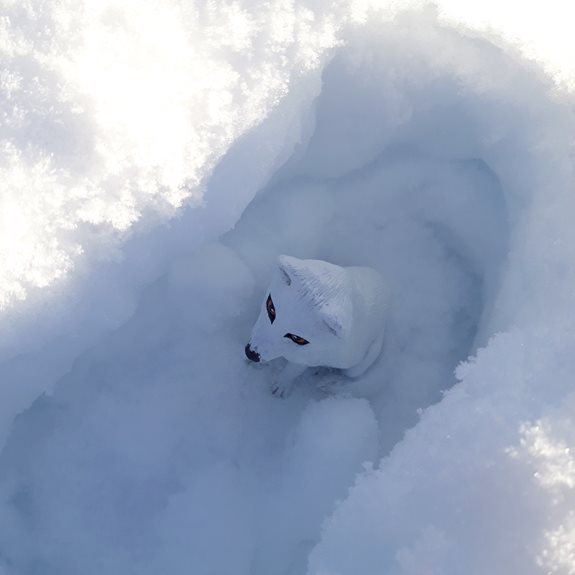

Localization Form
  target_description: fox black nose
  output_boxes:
[245,343,260,362]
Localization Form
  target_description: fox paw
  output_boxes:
[269,362,307,398]
[271,380,293,398]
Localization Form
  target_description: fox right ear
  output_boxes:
[322,312,343,338]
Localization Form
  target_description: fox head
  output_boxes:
[245,255,352,367]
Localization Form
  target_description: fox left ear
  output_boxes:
[277,255,297,286]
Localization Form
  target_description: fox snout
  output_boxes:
[244,343,260,362]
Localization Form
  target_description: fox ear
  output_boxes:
[322,313,343,338]
[277,255,296,286]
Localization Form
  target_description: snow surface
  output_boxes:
[1,2,575,574]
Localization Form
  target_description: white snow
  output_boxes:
[1,2,575,575]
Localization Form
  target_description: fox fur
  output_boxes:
[245,255,387,394]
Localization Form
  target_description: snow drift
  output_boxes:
[1,3,575,575]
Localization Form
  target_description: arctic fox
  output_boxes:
[245,255,387,395]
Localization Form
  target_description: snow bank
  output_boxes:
[1,3,575,575]
[0,0,341,446]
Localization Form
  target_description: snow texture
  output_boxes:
[1,2,575,575]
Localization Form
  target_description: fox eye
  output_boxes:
[284,333,309,346]
[266,294,276,324]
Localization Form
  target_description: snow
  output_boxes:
[1,2,575,575]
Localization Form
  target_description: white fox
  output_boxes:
[245,255,387,395]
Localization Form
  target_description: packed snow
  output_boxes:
[1,1,575,574]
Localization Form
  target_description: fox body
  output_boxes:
[245,256,386,393]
